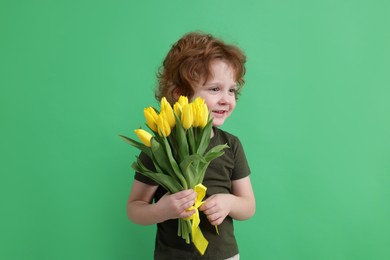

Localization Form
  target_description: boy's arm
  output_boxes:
[127,180,197,225]
[229,176,256,220]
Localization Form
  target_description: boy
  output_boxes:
[127,32,255,260]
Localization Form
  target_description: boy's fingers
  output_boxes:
[175,189,194,197]
[179,209,195,219]
[177,190,198,201]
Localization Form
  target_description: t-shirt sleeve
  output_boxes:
[134,152,159,186]
[231,137,251,180]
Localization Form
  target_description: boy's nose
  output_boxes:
[218,91,230,104]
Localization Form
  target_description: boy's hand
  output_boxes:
[156,189,197,221]
[199,194,232,226]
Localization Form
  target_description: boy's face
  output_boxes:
[192,60,237,127]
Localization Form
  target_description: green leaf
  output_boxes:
[204,144,229,162]
[162,137,188,189]
[185,163,198,187]
[149,138,182,185]
[174,113,189,161]
[180,153,206,185]
[119,134,152,157]
[180,154,206,169]
[187,127,196,154]
[196,118,213,155]
[167,135,180,160]
[132,159,182,193]
[194,162,209,185]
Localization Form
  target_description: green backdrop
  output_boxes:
[1,0,389,259]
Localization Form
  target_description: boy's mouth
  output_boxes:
[212,110,227,116]
[213,110,225,114]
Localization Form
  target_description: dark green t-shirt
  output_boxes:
[134,127,251,260]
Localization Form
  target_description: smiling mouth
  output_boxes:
[212,110,227,115]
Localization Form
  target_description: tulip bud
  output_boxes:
[191,97,208,128]
[156,111,171,137]
[198,104,209,128]
[160,97,169,109]
[134,129,152,147]
[173,102,182,117]
[177,96,188,107]
[144,107,158,132]
[181,104,193,130]
[193,96,205,107]
[160,97,175,128]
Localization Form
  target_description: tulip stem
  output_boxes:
[187,127,196,155]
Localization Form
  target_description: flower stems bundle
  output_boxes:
[120,96,228,255]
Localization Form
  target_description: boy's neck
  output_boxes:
[210,127,215,138]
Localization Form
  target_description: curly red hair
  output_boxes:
[155,32,246,105]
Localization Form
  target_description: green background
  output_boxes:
[1,0,389,259]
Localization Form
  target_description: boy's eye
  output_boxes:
[209,87,219,92]
[229,87,237,94]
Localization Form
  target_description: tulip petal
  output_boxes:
[144,107,158,132]
[156,112,171,137]
[161,98,176,128]
[181,104,193,130]
[134,129,152,147]
[178,96,188,107]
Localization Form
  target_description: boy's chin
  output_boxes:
[211,118,226,127]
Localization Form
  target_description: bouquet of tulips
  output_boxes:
[120,96,228,255]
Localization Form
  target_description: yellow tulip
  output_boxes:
[173,102,182,117]
[144,107,158,132]
[160,97,169,109]
[160,97,176,128]
[181,104,193,130]
[156,111,171,137]
[134,129,152,147]
[177,96,189,107]
[193,96,205,107]
[191,97,209,128]
[198,104,209,128]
